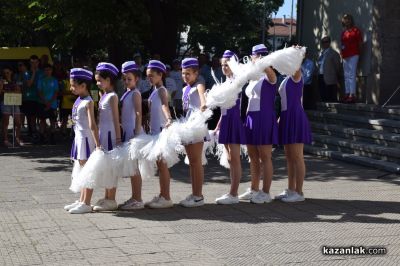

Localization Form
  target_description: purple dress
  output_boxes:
[218,94,246,144]
[278,76,312,145]
[244,77,278,145]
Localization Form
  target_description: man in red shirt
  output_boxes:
[341,14,362,103]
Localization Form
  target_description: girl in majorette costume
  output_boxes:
[117,61,144,210]
[91,62,121,211]
[143,60,174,209]
[214,50,247,205]
[65,68,101,214]
[238,44,279,204]
[277,52,312,202]
[178,58,208,208]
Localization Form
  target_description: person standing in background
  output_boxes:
[301,50,315,109]
[317,36,341,103]
[169,59,184,118]
[341,14,362,103]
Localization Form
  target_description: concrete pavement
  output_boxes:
[0,144,399,265]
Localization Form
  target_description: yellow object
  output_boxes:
[61,79,76,109]
[4,93,22,106]
[0,47,53,64]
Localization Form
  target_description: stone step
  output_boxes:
[316,102,400,120]
[312,133,400,163]
[311,122,400,148]
[304,145,400,173]
[306,110,400,133]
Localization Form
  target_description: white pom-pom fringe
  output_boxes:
[206,47,305,110]
[69,160,83,193]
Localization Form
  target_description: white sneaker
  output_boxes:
[215,193,239,205]
[69,203,92,214]
[64,200,80,211]
[250,191,272,204]
[238,188,258,200]
[92,199,118,211]
[147,196,173,209]
[179,194,204,208]
[281,192,305,202]
[275,189,292,200]
[118,198,145,210]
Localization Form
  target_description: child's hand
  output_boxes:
[200,105,207,112]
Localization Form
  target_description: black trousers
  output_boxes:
[318,75,338,102]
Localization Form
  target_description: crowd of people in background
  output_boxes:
[0,51,227,147]
[0,13,362,148]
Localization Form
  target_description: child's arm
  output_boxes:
[87,101,101,149]
[197,83,207,111]
[133,92,142,135]
[158,87,172,127]
[111,95,122,144]
[264,67,277,84]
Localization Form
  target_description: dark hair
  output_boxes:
[72,78,92,93]
[17,61,28,68]
[255,52,268,57]
[342,14,354,27]
[95,70,118,87]
[321,36,331,43]
[147,67,166,87]
[30,55,39,60]
[124,70,141,78]
[42,63,53,70]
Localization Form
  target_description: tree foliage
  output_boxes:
[0,0,283,65]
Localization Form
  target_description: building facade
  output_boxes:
[297,0,400,105]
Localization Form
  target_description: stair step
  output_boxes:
[316,102,400,120]
[311,122,400,147]
[304,145,400,173]
[307,111,400,133]
[312,133,400,163]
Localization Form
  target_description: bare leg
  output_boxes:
[227,144,242,197]
[187,142,204,197]
[83,188,94,205]
[259,145,273,193]
[2,114,10,142]
[293,144,305,194]
[284,145,296,191]
[157,160,171,200]
[78,160,87,202]
[106,188,117,201]
[131,174,142,201]
[247,145,260,191]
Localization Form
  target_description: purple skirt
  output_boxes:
[218,112,246,145]
[244,111,278,145]
[279,109,312,145]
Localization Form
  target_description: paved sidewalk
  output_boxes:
[0,144,399,265]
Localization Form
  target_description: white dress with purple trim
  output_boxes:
[69,95,96,189]
[182,81,210,144]
[149,86,167,135]
[98,92,117,151]
[121,89,142,141]
[70,96,95,161]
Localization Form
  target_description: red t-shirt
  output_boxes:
[341,26,362,58]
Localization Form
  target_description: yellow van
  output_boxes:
[0,47,53,70]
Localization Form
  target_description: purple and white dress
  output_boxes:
[244,76,278,145]
[218,78,246,144]
[149,86,167,134]
[278,76,312,145]
[70,96,95,160]
[98,92,117,151]
[182,81,210,144]
[120,89,142,142]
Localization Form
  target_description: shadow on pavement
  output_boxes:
[113,198,400,225]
